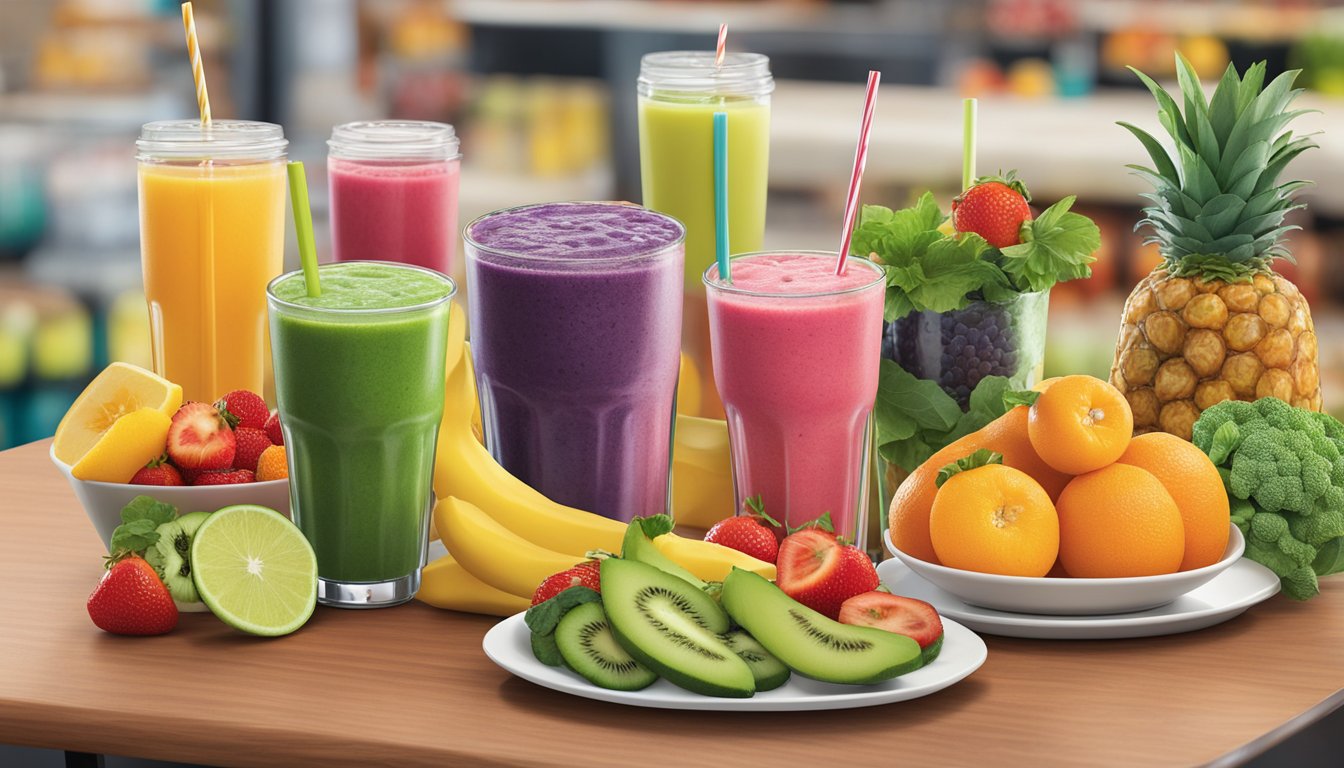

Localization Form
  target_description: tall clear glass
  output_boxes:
[638,51,773,419]
[137,120,287,403]
[328,120,461,274]
[464,202,684,522]
[704,252,885,549]
[267,262,455,608]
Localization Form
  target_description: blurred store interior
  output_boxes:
[2,0,1344,449]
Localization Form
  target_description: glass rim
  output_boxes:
[702,251,886,299]
[136,119,288,161]
[328,120,461,160]
[638,51,774,95]
[266,261,457,316]
[463,201,686,266]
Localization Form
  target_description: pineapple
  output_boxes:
[1110,56,1322,440]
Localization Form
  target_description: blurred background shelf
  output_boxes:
[2,0,1344,453]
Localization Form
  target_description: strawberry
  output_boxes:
[129,455,184,487]
[215,389,269,430]
[704,507,782,564]
[839,591,943,650]
[951,172,1032,249]
[87,554,178,636]
[167,401,236,470]
[775,528,880,619]
[232,427,273,473]
[531,561,602,606]
[192,469,255,485]
[264,410,284,446]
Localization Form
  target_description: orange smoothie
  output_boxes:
[137,121,287,403]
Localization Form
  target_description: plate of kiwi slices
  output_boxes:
[482,559,988,711]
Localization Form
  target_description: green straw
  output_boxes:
[713,111,730,283]
[287,161,321,298]
[962,97,977,191]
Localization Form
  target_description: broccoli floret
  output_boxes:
[1194,398,1344,602]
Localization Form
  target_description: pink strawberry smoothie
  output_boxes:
[329,158,460,273]
[705,252,885,542]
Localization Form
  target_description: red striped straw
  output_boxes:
[835,70,881,276]
[716,24,728,68]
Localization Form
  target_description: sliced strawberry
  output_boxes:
[167,402,237,470]
[192,469,255,485]
[531,561,601,606]
[264,410,284,446]
[839,591,944,650]
[215,390,269,430]
[775,529,879,619]
[232,427,273,473]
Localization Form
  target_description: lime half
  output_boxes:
[191,504,318,637]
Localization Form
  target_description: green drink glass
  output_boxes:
[267,261,455,608]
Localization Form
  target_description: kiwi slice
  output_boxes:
[145,511,210,607]
[555,602,657,691]
[721,568,923,685]
[600,558,754,698]
[620,519,706,589]
[722,630,790,692]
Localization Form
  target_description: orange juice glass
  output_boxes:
[136,120,288,402]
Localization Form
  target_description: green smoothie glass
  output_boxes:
[267,261,454,608]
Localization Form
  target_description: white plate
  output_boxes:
[481,612,987,711]
[876,557,1281,640]
[883,527,1245,616]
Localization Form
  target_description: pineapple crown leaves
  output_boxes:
[1118,54,1318,271]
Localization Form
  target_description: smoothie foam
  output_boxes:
[465,203,684,522]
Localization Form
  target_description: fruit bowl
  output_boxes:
[51,445,291,551]
[884,524,1245,616]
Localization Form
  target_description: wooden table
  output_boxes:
[2,439,1341,768]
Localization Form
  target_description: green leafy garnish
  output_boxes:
[852,189,1099,320]
[524,585,601,636]
[999,196,1101,293]
[633,514,676,539]
[786,511,835,535]
[935,449,1004,488]
[742,495,780,527]
[875,363,1025,473]
[107,496,179,557]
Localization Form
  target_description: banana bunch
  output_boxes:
[417,320,771,616]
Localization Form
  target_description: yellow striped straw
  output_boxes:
[181,2,211,126]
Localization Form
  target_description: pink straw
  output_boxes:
[716,24,728,68]
[835,70,881,276]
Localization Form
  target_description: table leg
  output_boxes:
[64,751,105,768]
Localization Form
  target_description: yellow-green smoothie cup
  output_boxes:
[637,51,773,418]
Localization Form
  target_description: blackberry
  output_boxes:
[883,298,1037,408]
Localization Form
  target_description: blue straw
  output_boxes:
[713,111,730,283]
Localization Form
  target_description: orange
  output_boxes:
[930,464,1059,577]
[888,406,1072,563]
[1056,464,1184,577]
[1028,375,1133,475]
[1117,433,1230,570]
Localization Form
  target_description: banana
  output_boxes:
[435,495,587,597]
[671,414,736,530]
[416,553,530,617]
[433,337,777,581]
[652,533,775,582]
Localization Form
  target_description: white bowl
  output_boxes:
[884,524,1245,616]
[51,444,291,552]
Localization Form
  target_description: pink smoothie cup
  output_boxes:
[704,251,885,549]
[328,120,461,274]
